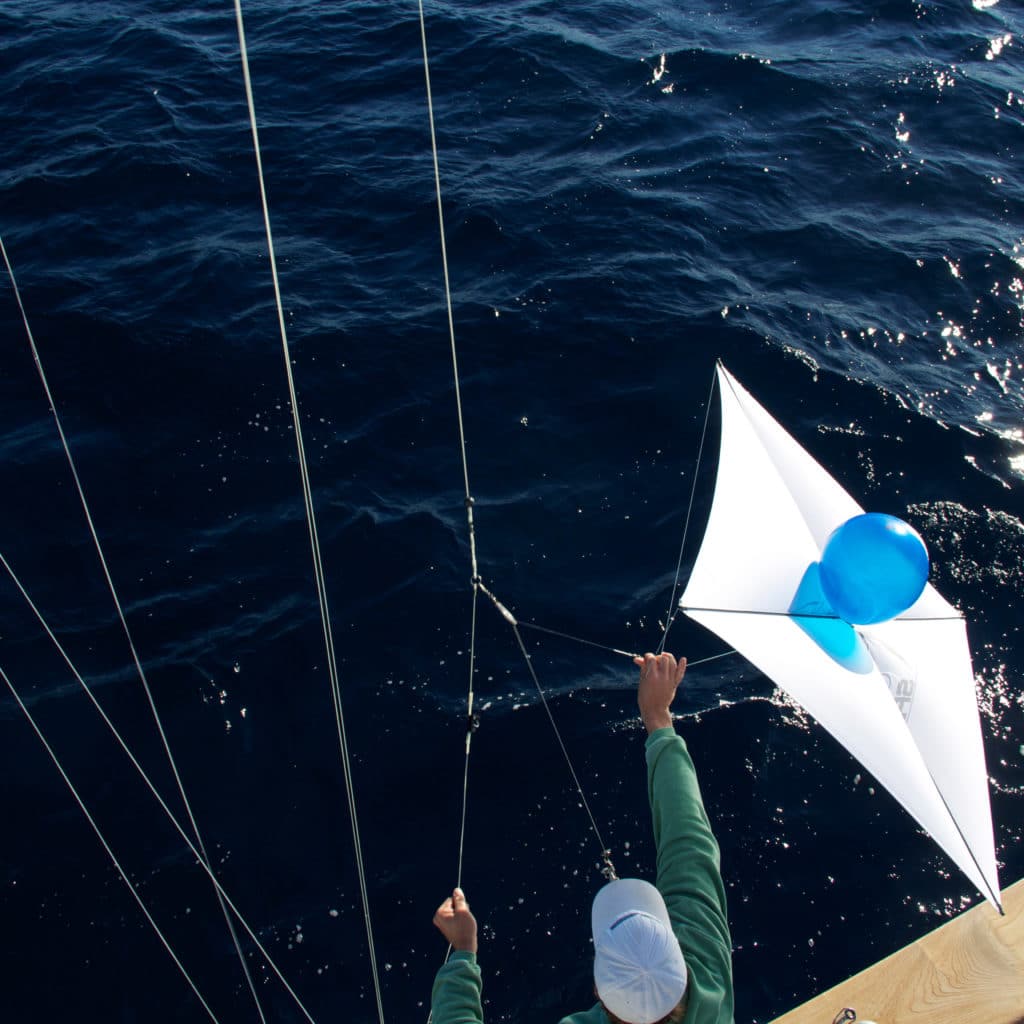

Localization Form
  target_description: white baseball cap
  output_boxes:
[592,879,688,1024]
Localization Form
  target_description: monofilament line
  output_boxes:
[417,0,475,532]
[417,0,483,893]
[518,617,734,670]
[518,619,640,661]
[418,0,614,884]
[1,232,267,1024]
[507,619,614,871]
[416,12,494,1017]
[0,550,319,1024]
[232,4,384,1022]
[456,583,480,890]
[0,664,222,1024]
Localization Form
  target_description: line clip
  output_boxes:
[478,582,518,626]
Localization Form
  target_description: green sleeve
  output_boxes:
[646,727,734,1023]
[431,951,483,1024]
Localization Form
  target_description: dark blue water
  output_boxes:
[1,1,1022,1022]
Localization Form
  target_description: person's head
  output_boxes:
[591,879,688,1024]
[598,999,686,1024]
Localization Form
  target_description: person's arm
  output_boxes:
[430,888,484,1024]
[635,653,728,927]
[646,728,730,950]
[636,654,733,1021]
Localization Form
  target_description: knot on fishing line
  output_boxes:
[466,712,480,736]
[600,850,618,882]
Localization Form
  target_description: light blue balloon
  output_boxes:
[789,562,874,673]
[819,513,929,625]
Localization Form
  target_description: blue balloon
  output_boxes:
[819,513,929,625]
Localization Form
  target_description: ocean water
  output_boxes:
[1,1,1022,1022]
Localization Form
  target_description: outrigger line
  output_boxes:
[0,666,223,1024]
[2,232,321,1020]
[232,0,387,1020]
[2,0,390,1020]
[0,550,320,1023]
[2,228,268,1024]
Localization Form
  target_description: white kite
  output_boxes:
[680,363,1002,912]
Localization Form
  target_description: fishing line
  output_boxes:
[416,2,475,532]
[416,0,624,998]
[476,584,609,876]
[658,363,718,655]
[0,664,223,1024]
[416,0,485,898]
[0,551,321,1024]
[478,591,734,859]
[685,649,738,668]
[416,9,491,1013]
[478,581,739,878]
[514,619,618,879]
[417,0,621,883]
[232,3,385,1022]
[415,0,727,898]
[518,613,740,667]
[456,583,480,889]
[1,232,267,1024]
[517,619,640,661]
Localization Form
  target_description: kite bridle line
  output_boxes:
[658,362,721,656]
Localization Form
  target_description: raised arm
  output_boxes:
[430,888,484,1024]
[635,651,687,735]
[636,653,734,1021]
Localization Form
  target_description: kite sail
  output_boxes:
[681,363,1002,912]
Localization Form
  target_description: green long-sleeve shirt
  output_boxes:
[430,727,734,1024]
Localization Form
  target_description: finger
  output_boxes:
[453,888,467,905]
[434,896,453,919]
[633,656,645,668]
[675,656,687,684]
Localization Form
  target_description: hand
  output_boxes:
[634,652,687,734]
[432,887,478,954]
